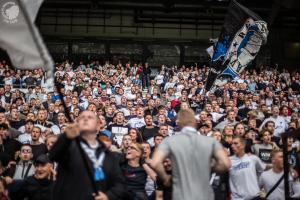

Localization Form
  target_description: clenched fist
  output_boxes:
[64,123,80,139]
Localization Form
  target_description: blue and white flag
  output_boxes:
[205,0,268,91]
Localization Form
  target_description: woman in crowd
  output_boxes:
[121,143,156,200]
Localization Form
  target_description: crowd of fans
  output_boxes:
[0,58,299,200]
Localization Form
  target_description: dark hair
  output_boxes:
[154,134,164,140]
[128,128,143,143]
[264,121,275,127]
[0,123,9,130]
[20,143,32,150]
[25,119,35,124]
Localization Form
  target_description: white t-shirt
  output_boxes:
[259,170,284,200]
[229,154,266,200]
[128,117,145,129]
[260,116,287,137]
[155,75,164,85]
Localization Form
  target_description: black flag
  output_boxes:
[205,0,268,91]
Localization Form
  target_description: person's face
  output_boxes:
[106,107,113,115]
[11,109,19,119]
[26,113,35,121]
[234,124,245,135]
[282,107,289,116]
[180,102,188,110]
[20,146,33,161]
[127,101,133,108]
[34,163,52,180]
[287,137,294,146]
[228,111,235,121]
[77,111,99,133]
[272,107,280,116]
[145,115,153,126]
[200,126,209,135]
[266,123,275,132]
[121,97,127,105]
[157,115,166,124]
[122,136,132,149]
[99,115,106,128]
[142,143,151,158]
[205,104,212,112]
[0,128,8,139]
[37,110,46,121]
[159,126,168,137]
[25,122,34,133]
[130,108,136,116]
[136,108,144,118]
[72,98,78,105]
[272,152,283,170]
[126,144,141,160]
[163,158,172,172]
[200,111,207,121]
[231,138,245,156]
[47,94,52,101]
[88,104,97,112]
[0,113,6,124]
[129,130,137,141]
[116,113,124,124]
[248,119,256,128]
[154,136,163,146]
[46,137,57,151]
[213,132,222,142]
[31,127,41,141]
[289,122,297,129]
[262,132,271,143]
[57,113,66,124]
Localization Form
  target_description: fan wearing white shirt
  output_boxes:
[260,106,287,138]
[229,136,268,200]
[18,120,34,144]
[259,150,297,200]
[128,107,146,129]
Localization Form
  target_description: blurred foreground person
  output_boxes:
[151,109,231,200]
[50,111,128,200]
[7,154,54,200]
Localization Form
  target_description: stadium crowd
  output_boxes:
[0,58,299,200]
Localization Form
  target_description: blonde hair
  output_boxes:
[177,109,196,128]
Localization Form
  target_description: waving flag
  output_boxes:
[205,0,268,91]
[0,0,53,88]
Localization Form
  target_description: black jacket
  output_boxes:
[49,134,129,200]
[8,176,53,200]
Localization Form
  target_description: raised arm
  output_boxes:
[150,149,170,186]
[49,123,79,163]
[212,146,231,173]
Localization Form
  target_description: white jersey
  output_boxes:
[259,170,284,200]
[128,117,145,129]
[229,154,266,200]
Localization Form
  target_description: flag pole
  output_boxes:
[16,0,99,194]
[54,79,99,194]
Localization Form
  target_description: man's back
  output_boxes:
[158,127,222,200]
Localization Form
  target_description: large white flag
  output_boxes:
[0,0,53,87]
